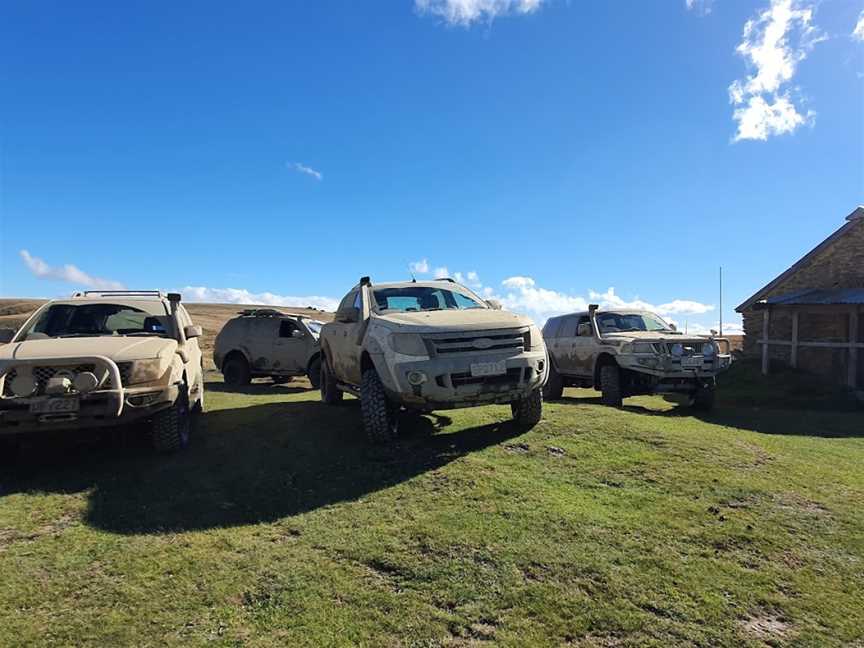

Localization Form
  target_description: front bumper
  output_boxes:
[379,350,548,410]
[617,354,731,394]
[0,354,178,435]
[0,384,179,435]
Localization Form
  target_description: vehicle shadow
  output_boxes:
[205,382,311,395]
[552,394,863,438]
[1,400,522,534]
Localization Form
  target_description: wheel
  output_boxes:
[360,368,398,443]
[511,388,543,429]
[693,386,716,411]
[151,389,191,453]
[600,364,623,407]
[543,362,564,400]
[223,354,251,386]
[307,356,321,390]
[320,354,343,405]
[271,376,293,385]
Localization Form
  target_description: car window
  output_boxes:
[337,291,358,313]
[23,303,173,339]
[575,316,591,336]
[373,286,485,312]
[279,320,299,337]
[558,315,579,338]
[543,318,561,338]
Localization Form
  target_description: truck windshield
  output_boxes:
[373,287,486,313]
[21,303,174,340]
[305,320,323,337]
[597,312,672,333]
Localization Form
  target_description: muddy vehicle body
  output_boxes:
[214,309,324,387]
[319,277,548,442]
[542,305,731,409]
[0,291,205,456]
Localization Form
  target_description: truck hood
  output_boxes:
[0,336,177,363]
[376,309,533,333]
[603,331,710,344]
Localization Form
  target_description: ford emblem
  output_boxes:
[473,338,494,350]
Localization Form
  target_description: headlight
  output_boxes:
[526,325,545,351]
[126,359,164,385]
[632,342,659,354]
[388,333,428,357]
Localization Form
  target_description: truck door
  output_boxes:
[271,319,305,373]
[570,315,595,376]
[554,315,580,375]
[328,290,365,385]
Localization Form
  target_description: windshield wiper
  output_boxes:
[57,333,109,338]
[122,332,168,337]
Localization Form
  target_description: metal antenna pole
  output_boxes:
[719,266,723,337]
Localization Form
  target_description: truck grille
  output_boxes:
[427,329,528,356]
[665,342,706,356]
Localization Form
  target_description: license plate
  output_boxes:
[470,360,507,377]
[29,397,80,414]
[681,357,704,369]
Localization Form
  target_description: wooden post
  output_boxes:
[762,308,770,376]
[790,311,799,369]
[849,308,859,389]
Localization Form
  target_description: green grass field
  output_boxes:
[1,371,862,647]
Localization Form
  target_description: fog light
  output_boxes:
[406,371,427,386]
[10,373,37,397]
[73,371,99,393]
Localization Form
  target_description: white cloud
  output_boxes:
[728,0,825,142]
[853,11,864,41]
[289,162,322,181]
[685,0,713,15]
[433,266,450,279]
[409,259,430,274]
[179,286,338,312]
[20,250,125,290]
[415,0,544,26]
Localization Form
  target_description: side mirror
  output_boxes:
[184,325,203,339]
[486,299,503,310]
[577,322,592,337]
[0,329,15,344]
[291,329,304,339]
[669,323,677,332]
[337,307,360,323]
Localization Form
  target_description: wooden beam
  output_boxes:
[758,339,864,349]
[762,308,770,375]
[791,311,799,369]
[850,309,859,389]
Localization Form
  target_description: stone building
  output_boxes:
[736,206,864,390]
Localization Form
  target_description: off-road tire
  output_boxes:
[600,364,623,407]
[320,354,343,405]
[223,354,251,386]
[151,391,191,453]
[511,388,543,429]
[307,356,322,390]
[543,363,564,400]
[360,369,398,443]
[693,386,716,412]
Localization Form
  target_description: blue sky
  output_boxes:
[1,0,862,333]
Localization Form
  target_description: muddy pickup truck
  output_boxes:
[319,277,548,442]
[0,291,205,457]
[542,305,731,409]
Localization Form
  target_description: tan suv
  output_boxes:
[213,309,323,387]
[319,277,548,442]
[542,305,731,409]
[0,291,205,457]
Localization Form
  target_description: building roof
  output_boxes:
[756,288,864,307]
[736,206,864,312]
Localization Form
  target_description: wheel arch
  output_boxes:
[221,348,250,371]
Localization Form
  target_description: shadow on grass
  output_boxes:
[553,394,863,438]
[204,381,312,395]
[1,399,521,534]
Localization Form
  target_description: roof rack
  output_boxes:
[433,277,456,283]
[72,290,167,299]
[237,308,300,318]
